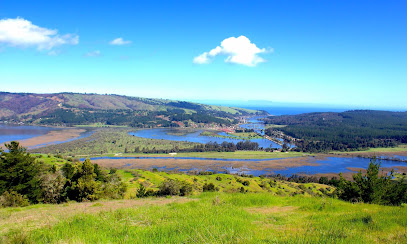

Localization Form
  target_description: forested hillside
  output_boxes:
[264,110,407,152]
[0,92,264,127]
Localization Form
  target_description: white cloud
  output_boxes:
[84,50,101,57]
[109,37,131,45]
[0,17,78,50]
[47,50,60,56]
[193,35,270,66]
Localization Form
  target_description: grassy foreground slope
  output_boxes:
[2,193,406,243]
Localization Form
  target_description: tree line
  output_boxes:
[131,140,262,154]
[0,142,126,207]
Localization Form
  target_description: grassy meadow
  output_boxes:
[1,193,406,243]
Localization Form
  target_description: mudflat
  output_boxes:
[2,128,86,149]
[91,156,320,172]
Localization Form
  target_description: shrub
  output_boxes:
[180,182,193,196]
[136,185,147,198]
[39,171,65,204]
[0,190,30,208]
[203,183,217,192]
[158,179,181,196]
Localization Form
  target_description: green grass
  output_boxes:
[115,168,331,199]
[2,193,406,243]
[228,132,262,139]
[264,124,287,129]
[30,128,199,156]
[200,130,263,139]
[33,154,69,166]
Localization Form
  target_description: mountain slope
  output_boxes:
[0,92,265,126]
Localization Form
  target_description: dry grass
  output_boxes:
[0,197,192,234]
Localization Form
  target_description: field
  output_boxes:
[1,193,406,243]
[200,130,262,140]
[113,151,308,159]
[264,124,287,129]
[29,128,199,156]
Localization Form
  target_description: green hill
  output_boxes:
[0,92,265,127]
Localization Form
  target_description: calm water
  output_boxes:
[129,128,281,149]
[84,156,407,176]
[0,124,93,148]
[272,157,407,176]
[0,124,59,144]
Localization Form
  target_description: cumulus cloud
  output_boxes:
[84,50,101,57]
[109,37,131,45]
[0,17,78,50]
[193,35,270,66]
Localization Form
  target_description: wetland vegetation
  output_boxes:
[1,143,406,243]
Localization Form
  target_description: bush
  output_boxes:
[136,185,147,198]
[0,190,30,208]
[180,182,193,196]
[40,171,65,204]
[158,179,181,196]
[203,183,217,192]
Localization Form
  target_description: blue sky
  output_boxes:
[0,0,406,109]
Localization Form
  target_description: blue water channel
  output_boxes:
[129,128,281,149]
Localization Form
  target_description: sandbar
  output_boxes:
[2,128,86,149]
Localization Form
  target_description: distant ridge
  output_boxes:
[0,92,266,126]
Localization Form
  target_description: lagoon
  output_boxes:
[129,128,281,149]
[0,124,58,145]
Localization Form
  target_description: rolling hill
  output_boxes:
[0,92,265,127]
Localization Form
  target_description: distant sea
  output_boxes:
[241,106,347,116]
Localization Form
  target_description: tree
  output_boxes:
[336,158,407,205]
[0,141,43,202]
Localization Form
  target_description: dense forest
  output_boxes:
[264,110,407,152]
[34,108,236,127]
